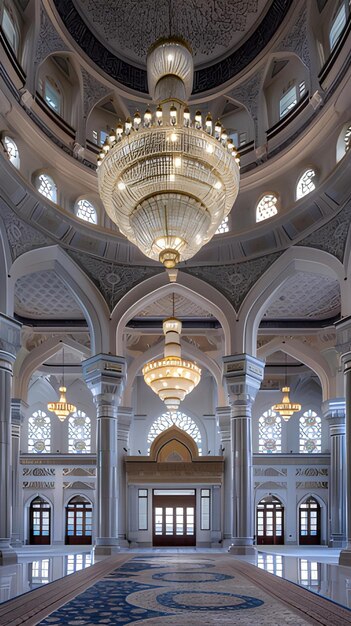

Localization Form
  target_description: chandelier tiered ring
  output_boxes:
[97,38,240,268]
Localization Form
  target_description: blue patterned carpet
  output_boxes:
[39,556,310,625]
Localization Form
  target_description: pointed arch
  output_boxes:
[8,245,110,354]
[13,334,90,403]
[111,270,236,356]
[257,336,333,401]
[237,247,346,355]
[149,425,199,462]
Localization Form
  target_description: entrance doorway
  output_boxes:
[256,495,284,545]
[299,496,321,544]
[153,489,196,546]
[65,496,93,545]
[29,496,51,545]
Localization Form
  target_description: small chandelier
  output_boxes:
[97,37,240,269]
[142,303,201,410]
[272,353,301,422]
[47,347,76,422]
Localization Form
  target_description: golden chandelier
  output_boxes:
[97,37,240,269]
[142,316,201,410]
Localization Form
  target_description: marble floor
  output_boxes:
[1,546,351,616]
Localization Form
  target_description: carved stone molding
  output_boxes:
[182,252,281,311]
[276,5,310,69]
[81,68,112,119]
[34,7,69,65]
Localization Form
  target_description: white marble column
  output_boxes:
[0,314,21,565]
[322,398,346,548]
[117,406,132,547]
[216,406,231,546]
[82,354,126,556]
[223,354,264,555]
[10,399,27,547]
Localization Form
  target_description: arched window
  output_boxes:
[3,136,20,168]
[296,169,316,200]
[336,123,351,162]
[257,495,284,545]
[215,216,229,234]
[329,3,347,50]
[256,194,278,223]
[37,173,57,203]
[258,409,281,453]
[299,410,322,453]
[28,410,51,453]
[68,410,91,453]
[75,199,98,224]
[41,77,62,115]
[1,5,19,54]
[148,411,202,454]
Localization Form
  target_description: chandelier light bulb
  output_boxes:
[125,117,132,134]
[156,105,163,124]
[195,110,202,129]
[205,113,213,134]
[170,104,177,125]
[183,107,190,126]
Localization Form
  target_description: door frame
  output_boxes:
[152,490,196,546]
[298,495,322,545]
[256,495,285,545]
[29,495,52,545]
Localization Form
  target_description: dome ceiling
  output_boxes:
[52,0,293,92]
[73,0,270,68]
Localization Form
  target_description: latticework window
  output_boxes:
[3,136,19,168]
[256,194,278,222]
[280,85,297,119]
[299,410,322,453]
[28,410,51,453]
[68,410,91,453]
[215,216,229,234]
[296,169,316,200]
[75,199,98,224]
[148,411,202,454]
[37,174,57,203]
[258,409,281,453]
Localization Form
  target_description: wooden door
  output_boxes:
[65,496,92,545]
[256,496,284,545]
[299,496,321,545]
[29,496,51,545]
[153,492,196,546]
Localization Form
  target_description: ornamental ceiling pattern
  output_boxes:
[264,273,340,320]
[53,0,293,92]
[15,271,84,319]
[137,294,214,319]
[182,252,281,311]
[74,0,265,65]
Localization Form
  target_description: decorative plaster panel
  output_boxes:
[15,271,84,319]
[138,293,214,319]
[264,273,340,320]
[34,7,69,65]
[182,252,281,311]
[69,251,163,310]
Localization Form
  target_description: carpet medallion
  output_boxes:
[38,556,311,625]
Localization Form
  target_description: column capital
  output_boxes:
[223,354,265,408]
[335,317,351,360]
[216,406,231,440]
[322,398,346,422]
[82,354,126,417]
[11,398,28,426]
[117,406,133,441]
[0,314,22,364]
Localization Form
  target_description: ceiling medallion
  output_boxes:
[142,316,201,411]
[97,37,240,269]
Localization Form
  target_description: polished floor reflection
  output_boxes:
[1,546,351,612]
[0,550,93,603]
[258,548,351,609]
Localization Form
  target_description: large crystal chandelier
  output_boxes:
[142,317,201,410]
[97,37,240,268]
